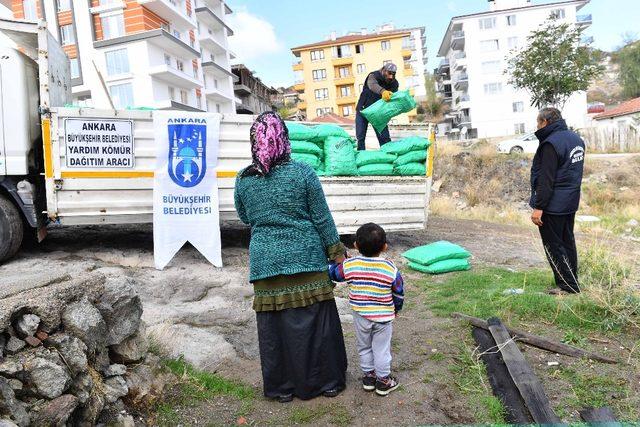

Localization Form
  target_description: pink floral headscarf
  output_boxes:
[243,111,291,177]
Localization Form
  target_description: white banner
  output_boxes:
[153,111,223,270]
[64,118,134,168]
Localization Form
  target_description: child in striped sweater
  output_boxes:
[329,223,404,396]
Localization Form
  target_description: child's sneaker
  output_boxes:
[362,371,376,391]
[375,375,400,396]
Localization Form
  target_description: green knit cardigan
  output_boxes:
[234,161,342,282]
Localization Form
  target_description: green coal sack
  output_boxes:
[355,150,397,167]
[408,259,471,274]
[381,136,431,156]
[285,122,318,141]
[324,136,358,176]
[395,149,427,166]
[394,162,426,176]
[313,124,350,142]
[357,163,395,176]
[290,140,323,157]
[291,152,321,169]
[360,90,417,133]
[402,241,471,266]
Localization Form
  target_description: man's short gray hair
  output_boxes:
[538,107,563,124]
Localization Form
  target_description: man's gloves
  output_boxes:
[381,90,392,102]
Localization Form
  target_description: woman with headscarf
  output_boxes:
[234,111,348,402]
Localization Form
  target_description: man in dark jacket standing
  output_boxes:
[530,107,585,294]
[355,63,399,150]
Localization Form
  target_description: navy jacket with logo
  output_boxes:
[529,119,585,215]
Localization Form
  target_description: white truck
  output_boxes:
[0,18,434,263]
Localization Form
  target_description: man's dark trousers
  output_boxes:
[539,213,580,293]
[355,111,390,151]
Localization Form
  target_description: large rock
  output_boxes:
[4,337,25,355]
[109,323,148,364]
[14,314,40,338]
[0,377,29,427]
[77,391,104,427]
[103,364,126,377]
[23,352,71,399]
[31,394,78,426]
[96,277,143,346]
[0,357,22,377]
[125,362,170,405]
[103,376,128,403]
[61,298,107,353]
[44,333,88,376]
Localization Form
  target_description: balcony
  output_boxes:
[451,30,465,51]
[204,86,234,102]
[401,48,412,59]
[453,52,466,70]
[293,81,305,92]
[453,72,468,91]
[233,82,251,96]
[95,29,200,58]
[298,101,307,110]
[137,0,196,31]
[403,65,413,76]
[292,60,303,71]
[199,32,227,54]
[456,94,471,108]
[437,58,450,72]
[195,6,234,36]
[336,95,356,105]
[456,115,472,127]
[576,14,592,26]
[443,92,453,104]
[332,56,353,66]
[202,61,235,80]
[149,64,201,88]
[334,75,355,85]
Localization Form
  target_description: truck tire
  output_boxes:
[0,195,24,263]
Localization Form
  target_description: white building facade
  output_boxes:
[436,0,592,139]
[4,0,236,113]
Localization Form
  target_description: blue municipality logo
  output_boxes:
[168,123,206,187]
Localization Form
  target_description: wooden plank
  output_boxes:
[452,313,617,364]
[579,407,620,426]
[472,327,533,424]
[487,317,561,424]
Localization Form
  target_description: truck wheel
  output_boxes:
[0,195,24,263]
[510,146,524,154]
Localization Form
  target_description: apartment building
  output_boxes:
[232,64,277,115]
[291,26,426,122]
[436,0,592,139]
[6,0,236,113]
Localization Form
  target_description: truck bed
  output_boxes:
[45,108,433,233]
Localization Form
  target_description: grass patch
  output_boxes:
[155,402,180,426]
[287,404,352,426]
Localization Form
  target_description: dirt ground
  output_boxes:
[2,216,638,425]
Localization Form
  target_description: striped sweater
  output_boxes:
[329,256,404,323]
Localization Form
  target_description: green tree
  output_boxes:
[506,20,603,108]
[416,73,447,122]
[277,106,292,119]
[615,41,640,99]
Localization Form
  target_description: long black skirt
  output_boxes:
[256,299,348,400]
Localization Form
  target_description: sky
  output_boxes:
[226,0,639,88]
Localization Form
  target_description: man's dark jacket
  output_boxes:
[529,119,585,215]
[356,70,399,111]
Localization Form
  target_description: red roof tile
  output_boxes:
[291,30,410,51]
[310,113,354,125]
[594,97,640,120]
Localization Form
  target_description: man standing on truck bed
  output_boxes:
[355,62,399,151]
[530,107,585,295]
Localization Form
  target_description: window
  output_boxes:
[180,90,188,105]
[480,39,499,52]
[507,37,519,49]
[481,60,501,74]
[168,86,176,101]
[196,95,202,109]
[173,30,181,39]
[506,15,517,26]
[60,25,75,45]
[356,63,366,74]
[355,44,364,54]
[484,82,503,95]
[337,66,350,78]
[216,103,221,113]
[23,0,37,20]
[514,123,525,134]
[164,54,171,66]
[70,58,80,79]
[105,49,129,75]
[479,17,496,30]
[193,63,198,78]
[550,8,565,19]
[214,78,218,88]
[101,14,124,39]
[333,44,351,58]
[310,49,325,61]
[312,69,327,81]
[342,105,353,117]
[402,36,412,49]
[381,40,391,51]
[513,101,524,113]
[316,108,324,116]
[109,83,134,109]
[176,60,184,72]
[383,59,392,65]
[339,86,352,97]
[57,0,72,11]
[314,88,329,100]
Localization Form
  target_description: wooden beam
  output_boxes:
[452,312,617,364]
[472,327,533,424]
[579,407,620,426]
[488,317,561,424]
